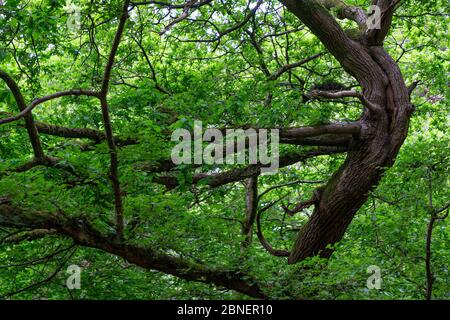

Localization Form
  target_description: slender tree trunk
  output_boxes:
[425,215,435,300]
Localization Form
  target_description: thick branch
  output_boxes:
[280,122,362,139]
[0,201,266,299]
[33,122,138,146]
[2,229,57,244]
[367,0,399,45]
[281,134,352,147]
[279,0,389,103]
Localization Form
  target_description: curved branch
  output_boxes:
[282,188,323,216]
[256,200,290,257]
[0,90,99,126]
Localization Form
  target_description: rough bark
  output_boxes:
[0,202,266,299]
[280,0,414,263]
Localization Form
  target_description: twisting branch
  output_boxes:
[32,122,138,146]
[0,70,44,158]
[0,89,99,126]
[256,196,290,257]
[96,0,132,240]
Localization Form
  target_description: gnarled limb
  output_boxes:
[278,0,413,264]
[0,89,99,126]
[256,197,290,257]
[0,200,267,299]
[33,122,139,147]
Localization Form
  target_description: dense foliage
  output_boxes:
[0,0,448,300]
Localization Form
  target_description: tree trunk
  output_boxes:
[288,47,413,263]
[279,1,414,263]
